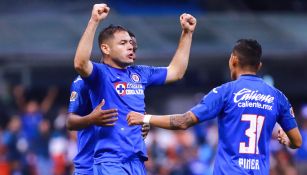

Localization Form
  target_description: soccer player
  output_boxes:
[67,81,117,175]
[67,32,149,175]
[73,3,196,175]
[127,39,302,175]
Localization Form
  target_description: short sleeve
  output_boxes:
[68,78,91,116]
[277,92,298,132]
[83,62,104,88]
[68,80,83,114]
[190,86,225,122]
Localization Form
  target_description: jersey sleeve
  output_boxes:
[83,62,104,87]
[277,92,298,132]
[147,66,167,85]
[68,80,85,115]
[190,85,226,122]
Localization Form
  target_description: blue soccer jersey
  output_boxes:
[84,62,167,164]
[68,76,95,175]
[191,75,298,175]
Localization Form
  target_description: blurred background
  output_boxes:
[0,0,307,175]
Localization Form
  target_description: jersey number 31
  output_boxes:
[239,114,265,154]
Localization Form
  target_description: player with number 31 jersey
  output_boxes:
[189,74,297,174]
[126,39,302,175]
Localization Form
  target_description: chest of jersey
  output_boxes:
[95,66,147,113]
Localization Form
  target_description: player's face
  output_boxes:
[108,31,135,68]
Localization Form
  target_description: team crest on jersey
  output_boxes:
[290,107,295,117]
[114,82,127,96]
[70,91,78,101]
[114,82,144,96]
[130,73,140,83]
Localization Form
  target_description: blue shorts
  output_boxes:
[93,159,146,175]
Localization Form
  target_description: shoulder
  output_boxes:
[70,77,90,101]
[73,76,83,84]
[216,81,235,93]
[88,62,108,79]
[205,82,232,100]
[129,65,151,71]
[258,80,288,101]
[71,76,88,90]
[211,81,237,102]
[93,62,107,70]
[274,88,290,104]
[72,76,84,85]
[92,61,102,67]
[130,64,167,74]
[128,65,152,76]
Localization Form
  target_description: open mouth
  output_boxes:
[128,53,135,60]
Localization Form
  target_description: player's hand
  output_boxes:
[91,4,110,23]
[127,111,144,126]
[141,124,150,139]
[89,99,118,126]
[277,128,291,146]
[180,13,197,33]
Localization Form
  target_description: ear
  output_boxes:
[231,54,239,67]
[257,62,262,72]
[101,44,110,55]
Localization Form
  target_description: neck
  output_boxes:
[236,70,257,79]
[103,57,127,69]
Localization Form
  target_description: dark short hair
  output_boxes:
[232,39,262,70]
[128,30,137,52]
[128,30,135,38]
[98,24,129,50]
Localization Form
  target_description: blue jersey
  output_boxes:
[191,75,298,175]
[84,62,167,164]
[68,76,95,174]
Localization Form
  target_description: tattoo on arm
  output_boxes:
[169,112,194,130]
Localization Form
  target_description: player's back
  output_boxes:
[214,74,295,175]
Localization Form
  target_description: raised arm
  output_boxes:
[66,100,118,131]
[165,13,197,83]
[74,4,110,77]
[41,86,58,114]
[127,111,198,130]
[277,127,302,149]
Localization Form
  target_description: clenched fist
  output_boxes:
[127,111,145,126]
[277,128,290,146]
[180,13,197,33]
[91,4,110,23]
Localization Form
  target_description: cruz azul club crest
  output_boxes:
[114,81,144,96]
[114,82,127,96]
[130,73,140,83]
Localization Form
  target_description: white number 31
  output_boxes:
[239,114,265,154]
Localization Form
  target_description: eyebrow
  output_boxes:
[119,39,131,43]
